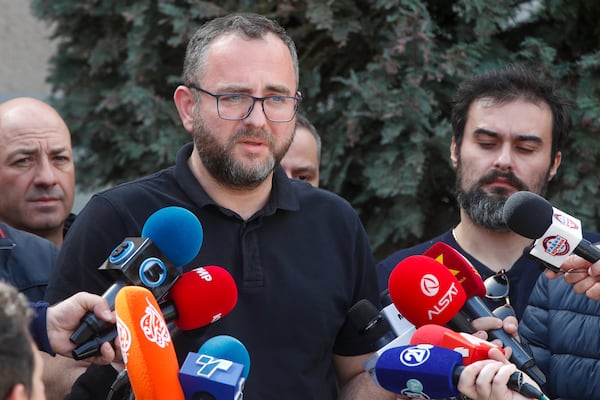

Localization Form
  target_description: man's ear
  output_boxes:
[548,151,562,181]
[173,85,196,133]
[450,137,459,168]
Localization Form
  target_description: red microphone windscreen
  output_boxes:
[169,266,238,330]
[115,286,184,400]
[410,324,504,365]
[423,242,486,298]
[388,255,467,327]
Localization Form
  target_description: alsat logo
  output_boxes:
[542,235,571,256]
[420,274,440,297]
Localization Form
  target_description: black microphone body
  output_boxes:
[347,299,396,352]
[504,191,600,270]
[70,237,180,346]
[461,296,546,387]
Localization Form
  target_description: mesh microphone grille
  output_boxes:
[503,191,554,239]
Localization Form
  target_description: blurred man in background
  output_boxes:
[0,97,75,249]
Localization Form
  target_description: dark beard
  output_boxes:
[455,166,537,231]
[456,188,510,231]
[192,113,291,189]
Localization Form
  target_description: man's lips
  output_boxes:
[484,178,519,190]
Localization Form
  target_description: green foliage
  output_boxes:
[31,0,600,259]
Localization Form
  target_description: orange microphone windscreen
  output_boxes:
[115,286,184,400]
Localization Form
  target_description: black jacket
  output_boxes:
[0,221,58,301]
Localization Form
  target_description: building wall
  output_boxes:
[0,2,93,212]
[0,1,55,102]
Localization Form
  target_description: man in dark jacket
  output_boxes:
[0,221,58,301]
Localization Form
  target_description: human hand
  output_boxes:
[470,316,517,359]
[47,292,116,364]
[544,249,600,300]
[457,348,545,400]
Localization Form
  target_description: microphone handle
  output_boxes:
[461,297,546,387]
[446,310,477,334]
[574,238,600,263]
[453,366,545,399]
[70,280,128,345]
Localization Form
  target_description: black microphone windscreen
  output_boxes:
[503,191,553,239]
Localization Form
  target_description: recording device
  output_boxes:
[179,335,250,400]
[73,265,238,360]
[347,298,416,375]
[373,344,546,399]
[388,254,546,387]
[70,206,204,346]
[115,286,185,400]
[503,190,600,271]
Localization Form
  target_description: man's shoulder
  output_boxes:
[0,222,58,256]
[375,231,451,289]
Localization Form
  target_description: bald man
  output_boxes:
[281,113,321,187]
[0,98,75,248]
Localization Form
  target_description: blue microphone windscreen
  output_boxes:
[198,335,251,379]
[141,206,203,267]
[374,344,461,398]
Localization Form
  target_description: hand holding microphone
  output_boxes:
[503,191,600,300]
[373,344,548,399]
[387,254,546,387]
[73,265,238,360]
[70,206,204,347]
[503,191,600,271]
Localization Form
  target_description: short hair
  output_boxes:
[451,64,572,160]
[0,281,34,398]
[295,113,322,161]
[183,13,299,89]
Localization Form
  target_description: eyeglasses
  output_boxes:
[484,269,510,305]
[187,84,302,123]
[484,269,517,318]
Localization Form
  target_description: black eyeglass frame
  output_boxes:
[187,84,302,123]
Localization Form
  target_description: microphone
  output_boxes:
[348,298,417,375]
[347,299,396,352]
[410,324,504,365]
[73,265,238,360]
[388,255,546,386]
[387,255,466,327]
[179,336,250,400]
[70,206,204,346]
[373,344,546,399]
[380,289,417,340]
[115,285,185,400]
[503,190,600,271]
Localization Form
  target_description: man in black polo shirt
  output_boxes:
[43,12,391,400]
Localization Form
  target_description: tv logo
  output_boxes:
[179,353,245,400]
